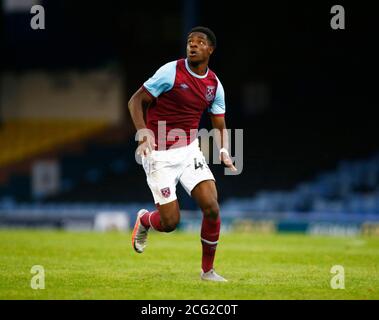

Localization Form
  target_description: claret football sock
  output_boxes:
[140,210,165,231]
[201,215,221,273]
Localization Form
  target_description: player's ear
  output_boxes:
[208,46,214,55]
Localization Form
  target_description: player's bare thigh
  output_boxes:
[157,200,181,232]
[191,180,220,220]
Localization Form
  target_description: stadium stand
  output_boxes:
[222,151,379,215]
[0,119,108,168]
[1,109,379,219]
[0,119,113,201]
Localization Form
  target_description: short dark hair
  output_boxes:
[188,26,217,48]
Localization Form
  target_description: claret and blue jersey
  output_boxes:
[142,58,226,149]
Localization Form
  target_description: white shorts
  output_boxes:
[141,138,215,205]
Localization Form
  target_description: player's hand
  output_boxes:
[137,134,157,157]
[220,148,237,172]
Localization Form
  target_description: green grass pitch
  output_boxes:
[0,229,378,299]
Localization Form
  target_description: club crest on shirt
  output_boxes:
[160,187,171,198]
[205,85,216,101]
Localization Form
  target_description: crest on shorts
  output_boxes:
[205,85,216,102]
[160,187,171,198]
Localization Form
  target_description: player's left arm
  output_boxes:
[210,115,237,172]
[209,77,237,171]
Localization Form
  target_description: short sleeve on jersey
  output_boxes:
[208,77,226,116]
[143,61,177,98]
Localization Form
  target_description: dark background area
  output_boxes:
[1,0,377,206]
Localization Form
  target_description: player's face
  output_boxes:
[186,32,214,64]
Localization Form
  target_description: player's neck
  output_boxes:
[187,59,209,76]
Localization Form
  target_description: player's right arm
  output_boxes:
[128,88,156,156]
[128,87,154,132]
[128,61,177,156]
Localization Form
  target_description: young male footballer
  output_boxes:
[128,26,236,282]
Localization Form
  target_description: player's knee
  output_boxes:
[161,217,179,232]
[202,201,220,220]
[162,222,178,232]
